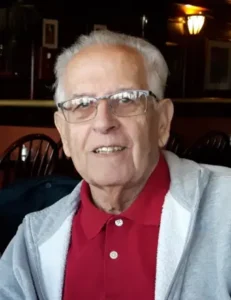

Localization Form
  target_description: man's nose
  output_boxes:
[92,100,120,134]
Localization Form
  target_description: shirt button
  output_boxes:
[109,251,118,260]
[115,219,123,227]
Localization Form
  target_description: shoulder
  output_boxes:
[200,163,231,176]
[163,150,231,208]
[23,181,82,245]
[163,150,231,180]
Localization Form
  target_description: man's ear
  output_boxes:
[54,111,71,157]
[157,99,174,148]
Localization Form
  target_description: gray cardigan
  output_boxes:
[1,151,231,300]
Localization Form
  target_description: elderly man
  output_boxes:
[1,30,231,300]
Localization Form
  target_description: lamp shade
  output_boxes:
[187,15,205,35]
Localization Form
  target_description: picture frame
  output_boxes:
[204,40,231,90]
[42,19,58,49]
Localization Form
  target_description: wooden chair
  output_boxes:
[0,134,58,188]
[165,131,184,157]
[53,140,81,179]
[183,131,231,167]
[57,140,67,161]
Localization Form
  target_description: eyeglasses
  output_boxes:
[57,89,159,124]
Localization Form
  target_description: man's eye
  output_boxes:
[77,102,91,108]
[119,98,133,104]
[67,98,94,110]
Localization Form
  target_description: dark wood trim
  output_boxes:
[1,98,231,127]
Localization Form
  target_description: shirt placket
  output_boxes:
[104,216,125,299]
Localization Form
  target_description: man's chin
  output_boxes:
[88,174,128,188]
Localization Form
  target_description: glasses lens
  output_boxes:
[110,91,147,117]
[60,91,150,123]
[62,97,97,123]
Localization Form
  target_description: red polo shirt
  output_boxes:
[63,154,170,300]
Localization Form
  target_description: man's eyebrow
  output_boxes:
[68,93,96,100]
[68,87,138,100]
[110,87,137,94]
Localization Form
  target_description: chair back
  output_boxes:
[54,140,81,179]
[183,131,231,166]
[165,131,184,156]
[0,134,58,188]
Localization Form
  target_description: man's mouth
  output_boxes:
[93,146,126,154]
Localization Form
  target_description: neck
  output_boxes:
[89,167,155,214]
[89,185,141,214]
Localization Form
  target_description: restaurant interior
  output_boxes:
[1,0,231,252]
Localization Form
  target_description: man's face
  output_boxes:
[55,44,173,187]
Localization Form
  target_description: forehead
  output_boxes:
[63,44,148,98]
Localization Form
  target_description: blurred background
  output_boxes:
[1,0,231,186]
[1,0,231,99]
[2,1,231,252]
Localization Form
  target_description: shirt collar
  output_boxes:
[80,181,112,239]
[80,153,170,239]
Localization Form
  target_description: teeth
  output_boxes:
[95,146,124,153]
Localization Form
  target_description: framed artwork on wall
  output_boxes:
[42,19,59,49]
[204,40,231,90]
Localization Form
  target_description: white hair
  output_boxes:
[54,30,169,104]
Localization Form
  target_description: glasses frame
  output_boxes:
[57,89,159,124]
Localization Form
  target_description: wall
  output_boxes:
[171,117,231,147]
[0,126,60,155]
